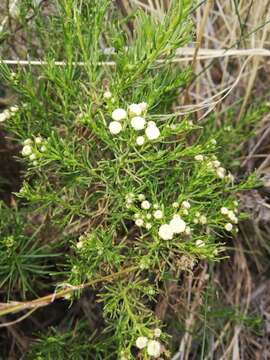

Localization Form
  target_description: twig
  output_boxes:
[0,266,138,320]
[1,47,270,67]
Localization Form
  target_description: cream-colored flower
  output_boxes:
[138,194,145,201]
[154,328,162,337]
[103,91,112,99]
[158,224,174,240]
[148,120,156,127]
[131,116,146,130]
[136,336,148,349]
[145,223,152,230]
[34,136,43,144]
[216,167,226,179]
[199,215,207,225]
[23,138,32,145]
[147,340,161,358]
[139,102,148,112]
[40,145,47,152]
[182,201,191,210]
[141,200,151,210]
[220,207,229,215]
[195,239,205,247]
[185,226,191,235]
[135,219,144,227]
[21,145,32,156]
[109,121,122,135]
[169,215,186,234]
[29,153,36,161]
[224,223,233,231]
[212,160,221,168]
[112,108,127,121]
[136,136,145,146]
[153,210,163,220]
[128,103,142,116]
[145,124,160,140]
[195,155,204,161]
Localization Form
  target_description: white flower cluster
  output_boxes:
[193,212,207,225]
[130,196,192,238]
[195,154,235,182]
[0,105,19,123]
[133,194,154,230]
[107,101,161,143]
[158,214,187,240]
[220,206,238,231]
[21,136,47,166]
[135,329,162,358]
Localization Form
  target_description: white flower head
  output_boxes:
[128,103,142,116]
[172,202,179,209]
[225,223,233,231]
[33,160,38,166]
[169,215,186,234]
[145,223,152,230]
[153,210,163,220]
[34,136,43,144]
[182,201,191,210]
[158,224,174,240]
[109,121,122,135]
[40,145,47,153]
[227,173,235,182]
[147,340,161,358]
[185,226,191,235]
[22,145,32,156]
[136,136,145,146]
[216,167,226,179]
[135,219,144,227]
[145,124,160,140]
[228,211,238,223]
[131,116,146,131]
[141,200,151,210]
[199,215,207,225]
[112,108,127,121]
[0,110,10,122]
[138,194,145,201]
[29,153,36,161]
[76,241,84,249]
[103,91,112,99]
[195,155,204,161]
[23,138,32,145]
[211,139,217,145]
[148,120,156,127]
[220,207,229,215]
[139,102,148,112]
[136,336,148,349]
[195,239,205,247]
[212,160,221,168]
[154,328,162,338]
